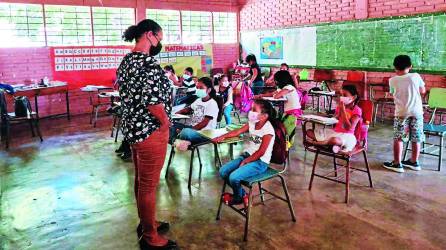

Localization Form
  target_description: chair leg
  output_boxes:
[93,106,99,128]
[5,121,11,150]
[34,118,43,142]
[216,181,226,220]
[114,119,120,143]
[279,175,296,222]
[363,151,373,188]
[345,159,351,203]
[380,103,385,123]
[439,136,444,172]
[308,151,319,190]
[258,182,264,204]
[197,147,203,180]
[165,145,175,179]
[243,187,254,242]
[28,119,35,137]
[403,142,409,161]
[111,116,117,137]
[373,103,379,125]
[188,148,195,189]
[90,107,94,124]
[333,156,338,177]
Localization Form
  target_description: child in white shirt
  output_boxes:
[383,55,426,173]
[213,100,276,206]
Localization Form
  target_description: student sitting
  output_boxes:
[164,65,180,86]
[213,100,276,205]
[306,85,362,153]
[265,63,298,87]
[175,67,197,105]
[214,74,234,125]
[255,70,302,117]
[170,77,220,146]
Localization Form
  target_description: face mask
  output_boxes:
[248,111,260,122]
[147,33,162,56]
[340,96,353,105]
[165,71,171,77]
[196,89,208,98]
[222,81,230,87]
[183,74,191,80]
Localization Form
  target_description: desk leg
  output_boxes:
[66,91,71,120]
[34,95,39,119]
[439,136,444,172]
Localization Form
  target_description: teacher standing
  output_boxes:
[117,19,178,250]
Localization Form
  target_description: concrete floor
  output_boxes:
[1,115,445,250]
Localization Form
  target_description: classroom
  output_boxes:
[0,0,445,249]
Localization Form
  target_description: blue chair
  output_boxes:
[403,88,446,171]
[216,138,296,241]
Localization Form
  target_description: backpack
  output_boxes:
[270,118,288,165]
[14,96,32,118]
[240,81,253,113]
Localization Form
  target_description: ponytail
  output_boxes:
[122,19,162,42]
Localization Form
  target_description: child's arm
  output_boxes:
[176,107,192,115]
[240,134,274,166]
[338,103,361,131]
[212,124,249,143]
[254,91,274,99]
[273,88,291,99]
[192,117,213,130]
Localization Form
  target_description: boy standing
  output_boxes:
[383,55,426,173]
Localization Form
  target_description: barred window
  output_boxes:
[147,9,181,44]
[213,12,237,43]
[181,11,212,44]
[45,5,92,46]
[0,3,45,47]
[93,7,135,45]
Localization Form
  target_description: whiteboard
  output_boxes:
[240,26,317,66]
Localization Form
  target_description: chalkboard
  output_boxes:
[317,14,446,72]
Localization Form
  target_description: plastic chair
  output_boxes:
[216,129,296,241]
[0,90,43,149]
[304,100,374,203]
[403,88,446,171]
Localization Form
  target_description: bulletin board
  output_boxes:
[50,44,214,90]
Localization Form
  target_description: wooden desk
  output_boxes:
[262,96,287,114]
[14,82,70,120]
[298,114,338,149]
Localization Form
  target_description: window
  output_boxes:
[181,11,212,44]
[147,9,181,44]
[93,7,134,45]
[45,5,92,46]
[213,12,237,43]
[0,3,45,47]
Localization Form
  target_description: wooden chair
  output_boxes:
[0,90,43,149]
[370,77,394,125]
[216,126,296,241]
[88,87,113,127]
[304,100,374,203]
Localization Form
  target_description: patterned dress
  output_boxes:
[116,52,172,144]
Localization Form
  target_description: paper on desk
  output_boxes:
[300,114,338,124]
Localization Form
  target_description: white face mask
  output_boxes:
[222,81,230,87]
[195,89,208,98]
[340,96,353,105]
[183,74,191,80]
[248,111,260,122]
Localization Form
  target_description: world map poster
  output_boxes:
[260,36,283,59]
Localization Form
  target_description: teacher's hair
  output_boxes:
[123,19,161,42]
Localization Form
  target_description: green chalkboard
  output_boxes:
[316,14,446,72]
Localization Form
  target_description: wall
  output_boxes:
[240,0,446,120]
[0,0,240,117]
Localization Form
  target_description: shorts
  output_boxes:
[314,128,357,152]
[393,116,424,143]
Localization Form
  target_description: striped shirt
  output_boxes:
[182,78,196,94]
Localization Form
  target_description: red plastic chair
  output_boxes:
[344,71,366,99]
[305,100,374,203]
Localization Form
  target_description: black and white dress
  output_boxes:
[116,52,172,144]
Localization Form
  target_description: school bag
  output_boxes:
[280,114,297,148]
[14,96,32,118]
[270,118,288,165]
[240,81,253,113]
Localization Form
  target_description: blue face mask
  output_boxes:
[195,89,208,98]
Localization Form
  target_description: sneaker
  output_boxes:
[383,161,404,173]
[222,192,233,205]
[401,160,421,171]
